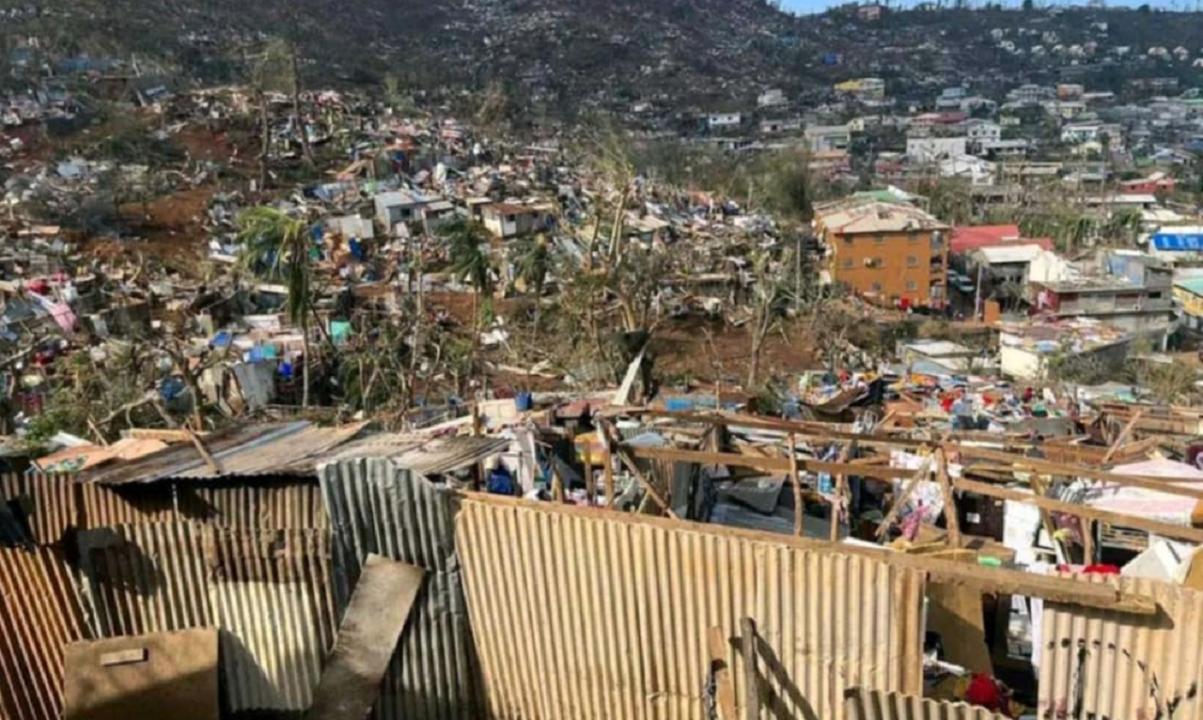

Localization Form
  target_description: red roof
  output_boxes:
[951,225,1053,254]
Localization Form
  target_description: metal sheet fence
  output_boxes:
[76,522,213,637]
[453,496,926,720]
[1039,575,1203,720]
[203,526,338,712]
[0,545,90,720]
[318,458,485,720]
[0,473,326,546]
[843,688,1009,720]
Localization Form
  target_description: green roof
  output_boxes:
[1174,277,1203,296]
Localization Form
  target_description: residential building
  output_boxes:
[834,77,886,103]
[999,319,1132,380]
[814,199,950,308]
[804,124,851,153]
[706,113,743,130]
[939,154,995,185]
[1149,226,1203,263]
[481,203,544,239]
[1172,276,1203,332]
[374,190,434,232]
[1027,253,1174,333]
[1120,171,1176,195]
[907,136,968,163]
[757,89,787,108]
[759,117,802,134]
[965,120,1002,145]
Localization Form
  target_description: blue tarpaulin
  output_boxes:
[1152,233,1203,251]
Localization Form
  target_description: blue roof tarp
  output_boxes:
[1152,233,1203,251]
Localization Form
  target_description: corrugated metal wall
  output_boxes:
[188,481,329,529]
[0,472,327,542]
[204,526,337,712]
[76,522,213,637]
[843,688,1009,720]
[0,473,78,545]
[0,546,90,720]
[1039,575,1203,720]
[454,496,926,720]
[318,458,485,720]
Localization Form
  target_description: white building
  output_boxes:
[965,120,1002,145]
[757,89,787,108]
[906,136,968,163]
[707,113,743,130]
[939,154,996,185]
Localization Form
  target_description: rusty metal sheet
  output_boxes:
[1039,575,1203,720]
[0,545,91,720]
[307,555,425,720]
[318,457,485,720]
[0,473,76,545]
[76,522,213,637]
[203,526,337,713]
[843,688,1009,720]
[454,496,926,720]
[79,422,368,486]
[184,481,329,529]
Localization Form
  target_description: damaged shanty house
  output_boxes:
[1,406,1201,720]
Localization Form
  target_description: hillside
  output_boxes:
[6,0,1203,115]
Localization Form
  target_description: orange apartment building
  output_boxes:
[814,199,950,308]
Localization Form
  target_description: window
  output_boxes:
[1149,291,1164,299]
[874,233,886,244]
[871,282,883,293]
[908,230,921,243]
[841,258,854,269]
[906,280,918,291]
[906,256,919,268]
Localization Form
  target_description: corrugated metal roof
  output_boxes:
[454,495,926,720]
[79,421,370,485]
[0,546,91,720]
[1039,574,1203,720]
[844,688,1009,720]
[326,434,510,476]
[318,458,486,720]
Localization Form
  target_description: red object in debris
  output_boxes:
[27,278,49,295]
[964,673,1005,711]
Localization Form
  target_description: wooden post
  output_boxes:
[551,464,565,503]
[614,448,678,519]
[831,440,855,543]
[788,433,803,537]
[1083,518,1096,565]
[740,618,759,720]
[876,454,934,539]
[1102,409,1144,464]
[584,458,595,507]
[936,449,961,547]
[707,626,737,720]
[604,442,616,508]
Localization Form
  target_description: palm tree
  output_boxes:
[236,206,315,408]
[441,217,495,374]
[1104,208,1144,247]
[510,234,552,335]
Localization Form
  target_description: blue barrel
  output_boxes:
[515,392,533,411]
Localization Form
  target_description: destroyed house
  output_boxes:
[2,409,1203,720]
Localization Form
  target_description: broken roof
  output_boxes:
[78,421,371,485]
[815,200,948,235]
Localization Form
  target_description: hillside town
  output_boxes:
[4,3,1203,720]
